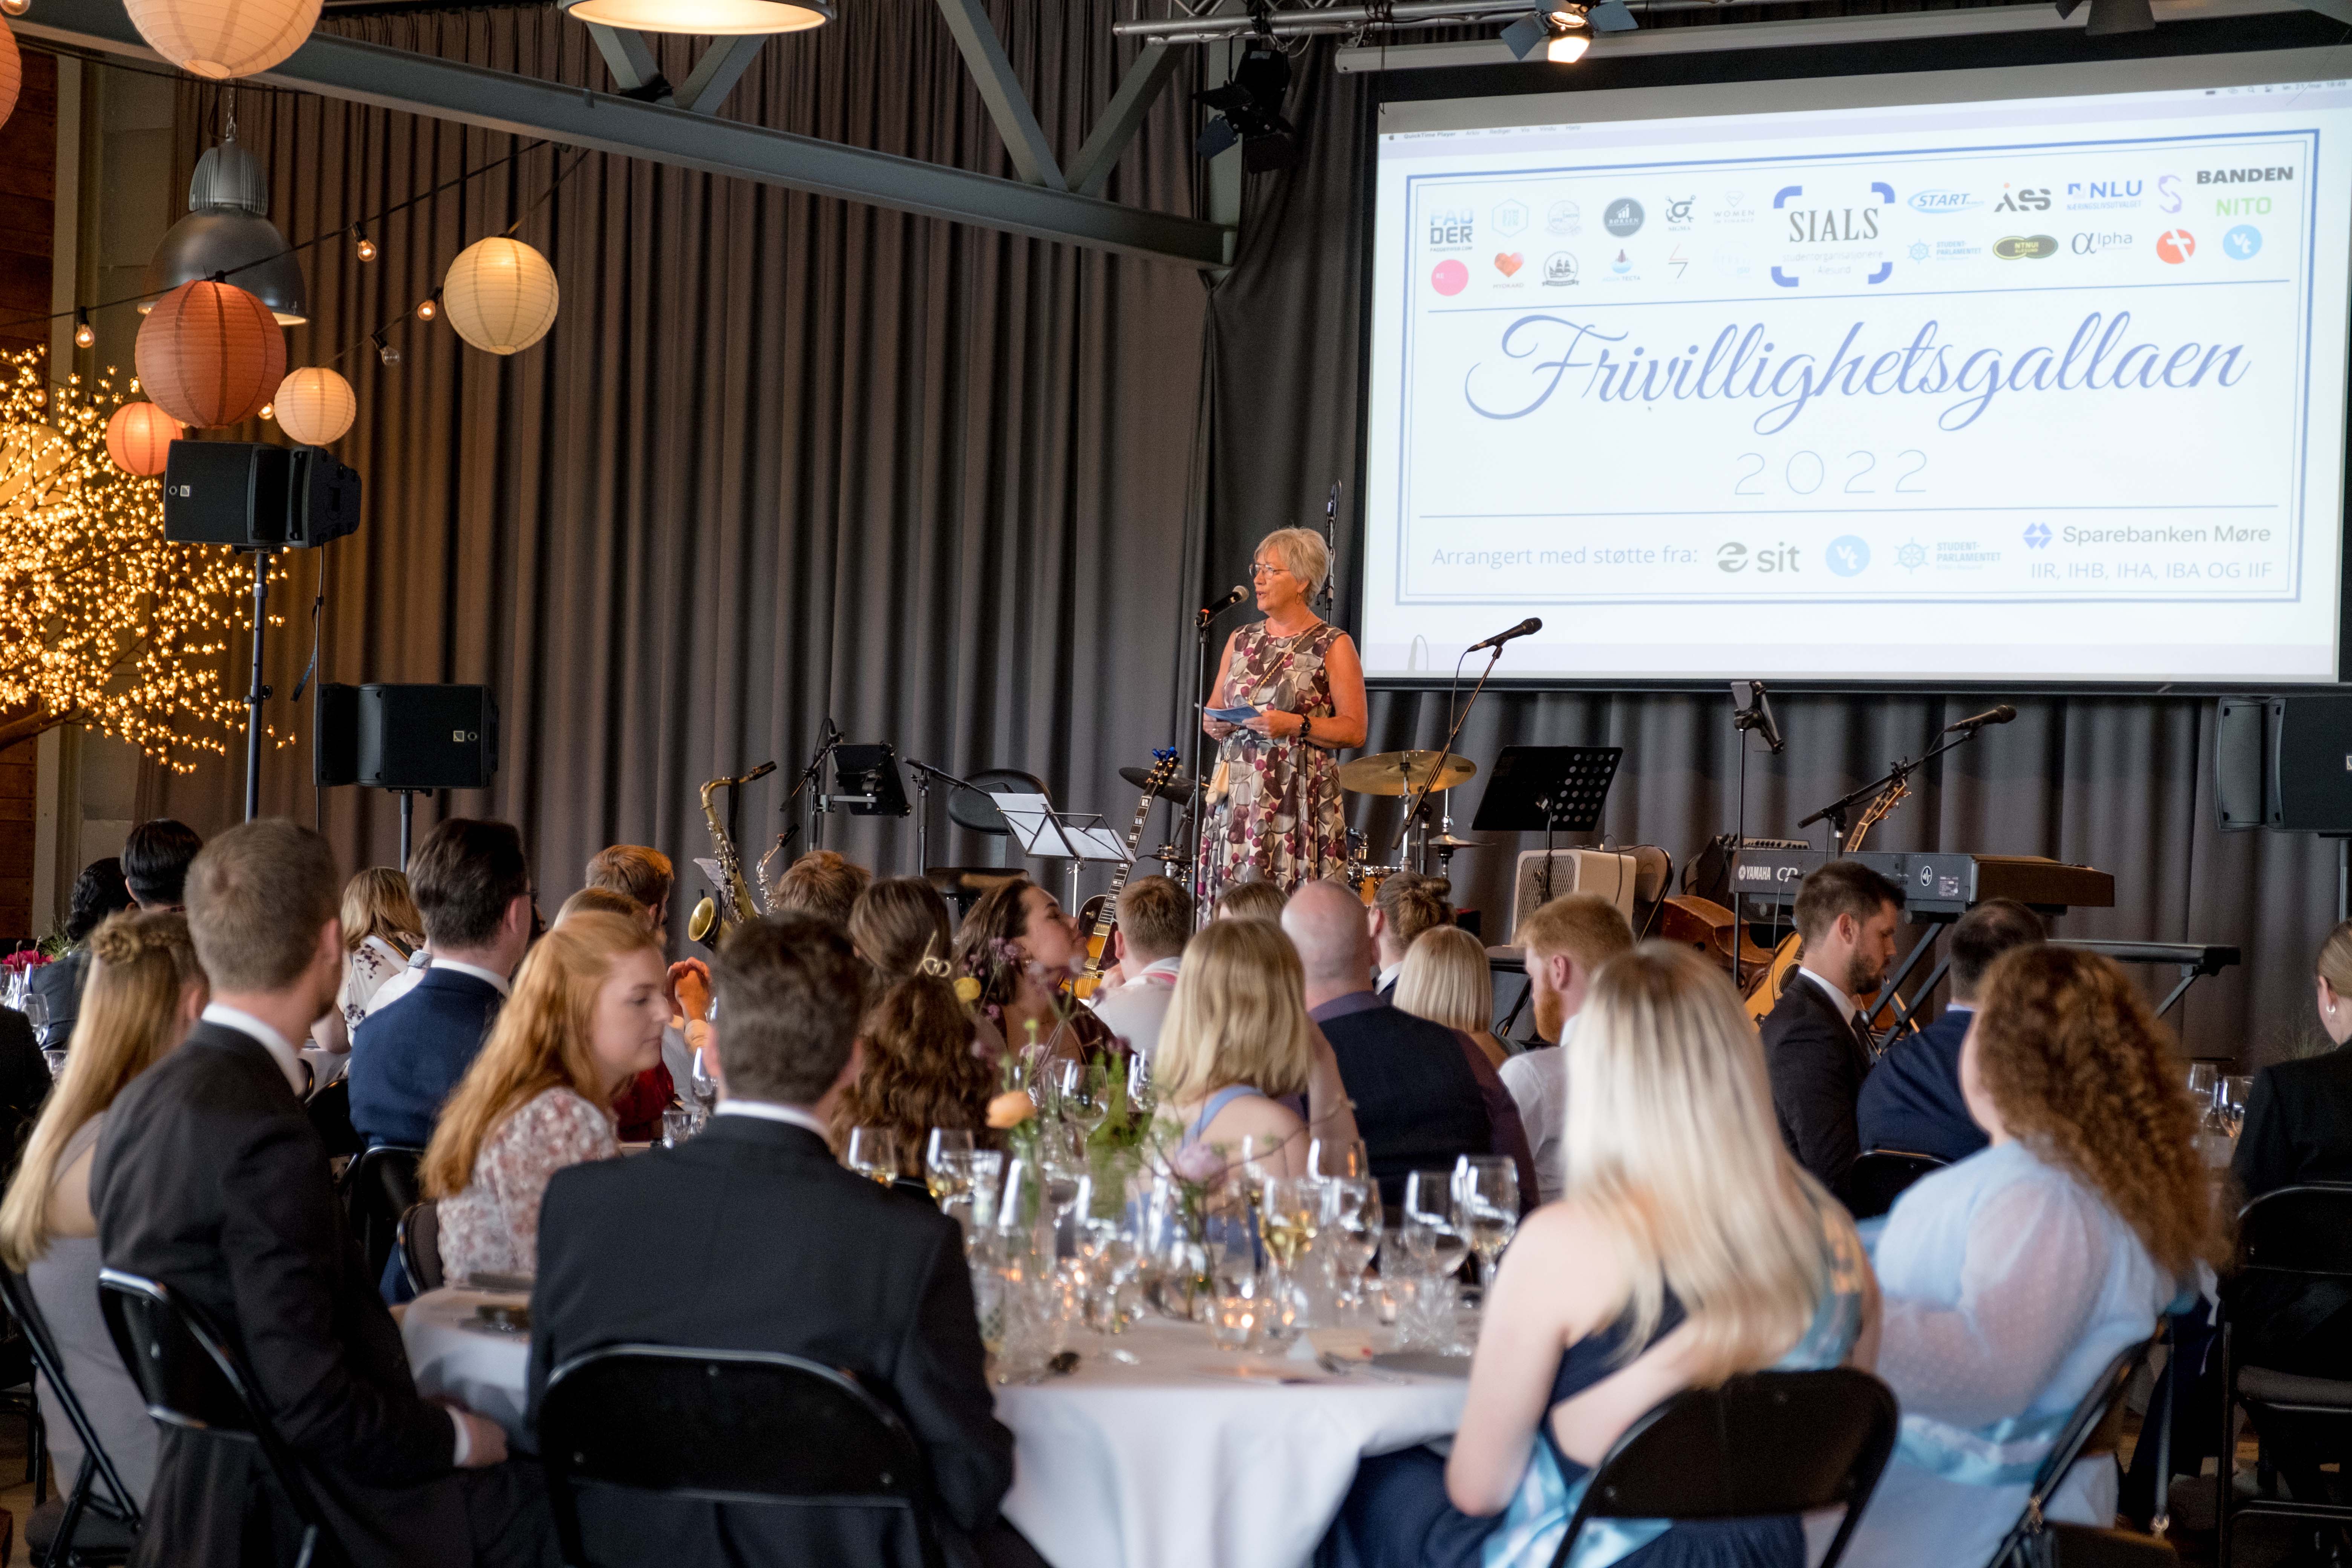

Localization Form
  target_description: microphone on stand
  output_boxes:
[1466,617,1543,654]
[1199,584,1248,622]
[1943,704,2018,733]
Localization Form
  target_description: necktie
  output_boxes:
[1850,1010,1873,1050]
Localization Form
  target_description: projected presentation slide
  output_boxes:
[1362,54,2352,683]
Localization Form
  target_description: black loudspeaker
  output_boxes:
[2268,693,2352,832]
[315,683,498,790]
[163,441,361,549]
[2214,695,2271,831]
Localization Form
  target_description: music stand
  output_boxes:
[993,794,1134,912]
[827,744,910,818]
[1470,746,1625,907]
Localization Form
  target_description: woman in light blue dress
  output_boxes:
[1320,943,1880,1568]
[1835,945,2218,1568]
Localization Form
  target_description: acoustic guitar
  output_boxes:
[1068,747,1181,1001]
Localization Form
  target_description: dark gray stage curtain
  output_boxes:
[1204,49,2334,1066]
[153,2,1211,929]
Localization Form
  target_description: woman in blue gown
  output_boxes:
[1320,944,1880,1568]
[1834,944,2219,1568]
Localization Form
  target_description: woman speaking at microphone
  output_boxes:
[1202,528,1369,896]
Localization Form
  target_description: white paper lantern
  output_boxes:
[124,0,322,79]
[441,237,560,356]
[274,366,355,446]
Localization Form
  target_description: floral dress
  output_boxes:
[1207,619,1351,896]
[436,1087,618,1281]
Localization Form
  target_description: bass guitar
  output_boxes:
[1069,747,1181,1001]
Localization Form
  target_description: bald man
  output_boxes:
[1282,881,1537,1214]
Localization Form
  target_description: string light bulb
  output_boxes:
[0,0,29,17]
[73,312,93,349]
[258,401,273,420]
[350,224,376,262]
[415,296,437,322]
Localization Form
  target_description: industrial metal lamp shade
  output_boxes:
[142,212,308,324]
[105,401,182,477]
[274,366,355,445]
[134,280,287,429]
[441,237,560,356]
[0,20,20,134]
[124,0,322,78]
[558,0,831,35]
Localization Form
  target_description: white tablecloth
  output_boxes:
[398,1291,1465,1568]
[402,1286,534,1443]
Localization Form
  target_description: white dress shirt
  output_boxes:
[1091,957,1181,1060]
[1498,1012,1577,1207]
[1375,961,1404,996]
[1799,966,1866,1034]
[199,1001,473,1465]
[363,952,512,1017]
[714,1099,833,1140]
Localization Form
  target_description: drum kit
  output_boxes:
[1121,749,1485,903]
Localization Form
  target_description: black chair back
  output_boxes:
[2237,1184,2352,1277]
[1842,1150,1948,1222]
[943,770,1051,836]
[1552,1368,1898,1568]
[305,1080,363,1162]
[540,1344,944,1568]
[94,1269,327,1568]
[341,1145,422,1288]
[397,1202,444,1297]
[1,1267,139,1563]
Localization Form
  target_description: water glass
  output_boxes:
[1208,1255,1265,1351]
[1453,1155,1519,1294]
[660,1107,694,1148]
[1388,1274,1462,1352]
[846,1126,900,1186]
[1324,1177,1381,1311]
[1401,1170,1468,1280]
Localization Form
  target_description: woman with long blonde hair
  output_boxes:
[422,911,669,1280]
[311,866,427,1060]
[1320,942,1876,1568]
[1393,925,1508,1068]
[0,911,205,1505]
[1839,945,2217,1568]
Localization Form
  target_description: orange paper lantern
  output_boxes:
[134,280,285,429]
[106,401,183,477]
[0,20,21,134]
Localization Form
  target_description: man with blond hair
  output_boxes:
[774,850,872,928]
[584,843,674,936]
[1090,876,1193,1060]
[1499,893,1635,1205]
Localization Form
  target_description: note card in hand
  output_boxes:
[1207,705,1260,725]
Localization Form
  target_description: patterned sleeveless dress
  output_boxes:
[1207,619,1351,896]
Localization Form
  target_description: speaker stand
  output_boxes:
[241,548,274,822]
[397,790,420,872]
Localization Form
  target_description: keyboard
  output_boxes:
[1730,850,2115,917]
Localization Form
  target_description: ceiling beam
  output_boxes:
[1065,41,1182,198]
[675,34,767,115]
[931,0,1064,187]
[20,0,1230,267]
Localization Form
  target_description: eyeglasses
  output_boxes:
[1249,562,1291,579]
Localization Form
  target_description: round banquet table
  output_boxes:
[399,1289,1467,1568]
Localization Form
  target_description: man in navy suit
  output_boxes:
[1857,897,2045,1164]
[348,819,534,1150]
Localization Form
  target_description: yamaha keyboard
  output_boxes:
[1731,850,2114,918]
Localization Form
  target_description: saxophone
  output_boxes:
[686,761,776,947]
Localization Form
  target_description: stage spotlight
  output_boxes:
[2053,0,2152,32]
[1501,1,1633,58]
[1195,42,1299,173]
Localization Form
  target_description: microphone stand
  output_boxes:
[784,717,844,853]
[1188,594,1248,919]
[1394,645,1502,864]
[905,757,987,879]
[1727,700,1783,990]
[1797,719,2002,854]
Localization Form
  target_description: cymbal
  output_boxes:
[1119,765,1196,803]
[1428,833,1486,851]
[1338,750,1477,796]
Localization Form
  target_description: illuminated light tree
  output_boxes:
[0,349,277,768]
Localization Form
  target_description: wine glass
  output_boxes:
[689,1046,720,1128]
[1323,1176,1381,1313]
[926,1129,975,1202]
[1453,1155,1519,1294]
[1401,1170,1468,1280]
[1308,1136,1369,1182]
[846,1126,900,1186]
[20,991,47,1049]
[1054,1059,1111,1139]
[2220,1075,2255,1142]
[2185,1061,2220,1105]
[1259,1175,1321,1340]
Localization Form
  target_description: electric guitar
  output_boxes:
[1069,747,1181,1001]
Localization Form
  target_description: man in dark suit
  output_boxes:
[527,912,1043,1568]
[1283,880,1538,1212]
[348,818,533,1148]
[1857,898,2044,1164]
[91,820,547,1568]
[1759,859,1904,1195]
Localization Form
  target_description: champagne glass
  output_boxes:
[1401,1170,1468,1280]
[1453,1155,1519,1294]
[1308,1136,1369,1182]
[926,1129,975,1202]
[846,1126,900,1186]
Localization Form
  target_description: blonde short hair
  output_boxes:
[1153,918,1314,1104]
[1393,925,1495,1035]
[1257,528,1331,598]
[1518,893,1635,970]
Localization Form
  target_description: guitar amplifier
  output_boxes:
[1508,850,1639,943]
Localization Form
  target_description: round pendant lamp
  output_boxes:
[135,280,286,429]
[557,0,830,35]
[274,366,355,446]
[441,237,560,356]
[105,401,183,477]
[0,20,22,135]
[123,0,322,78]
[141,139,306,325]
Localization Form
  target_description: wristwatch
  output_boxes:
[1299,713,1314,741]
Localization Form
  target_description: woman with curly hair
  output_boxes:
[831,974,1000,1158]
[1838,944,2219,1568]
[952,876,1115,1065]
